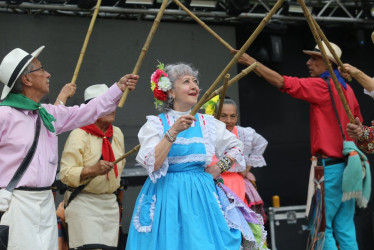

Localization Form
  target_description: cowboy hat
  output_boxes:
[84,84,108,103]
[0,46,45,100]
[302,42,341,65]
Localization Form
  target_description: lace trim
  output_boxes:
[225,191,268,250]
[143,148,168,183]
[246,155,267,168]
[226,147,245,168]
[226,163,246,172]
[168,154,206,164]
[237,126,255,153]
[364,88,374,99]
[133,194,157,233]
[175,137,205,145]
[199,114,216,165]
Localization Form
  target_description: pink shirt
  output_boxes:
[0,83,122,188]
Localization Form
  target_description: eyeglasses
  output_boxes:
[26,66,44,74]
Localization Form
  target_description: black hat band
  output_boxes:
[7,54,32,88]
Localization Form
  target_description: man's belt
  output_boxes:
[14,186,51,191]
[317,157,345,166]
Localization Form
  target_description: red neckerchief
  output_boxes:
[80,123,118,178]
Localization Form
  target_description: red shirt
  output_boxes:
[281,76,363,158]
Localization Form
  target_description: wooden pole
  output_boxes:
[190,0,285,116]
[310,18,352,82]
[113,63,256,161]
[113,144,141,165]
[117,0,169,108]
[71,0,102,84]
[191,63,257,116]
[207,63,257,101]
[172,0,261,77]
[297,0,354,123]
[216,74,230,119]
[173,0,233,52]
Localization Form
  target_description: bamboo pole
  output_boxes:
[114,64,256,160]
[190,0,284,116]
[297,0,354,123]
[173,0,233,52]
[117,0,169,108]
[71,0,102,84]
[215,74,230,119]
[207,63,257,101]
[172,0,261,77]
[113,144,141,165]
[191,62,258,115]
[310,18,352,82]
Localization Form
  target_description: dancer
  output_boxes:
[59,84,126,249]
[0,46,138,250]
[205,97,268,222]
[126,62,266,250]
[234,41,363,250]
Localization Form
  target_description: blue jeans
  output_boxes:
[319,160,358,250]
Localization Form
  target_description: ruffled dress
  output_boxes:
[210,126,268,222]
[126,110,267,250]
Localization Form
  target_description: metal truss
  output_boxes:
[1,0,374,25]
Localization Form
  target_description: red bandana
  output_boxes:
[80,123,118,178]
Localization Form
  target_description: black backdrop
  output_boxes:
[235,23,374,249]
[1,11,374,249]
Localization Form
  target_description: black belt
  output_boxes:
[319,158,345,166]
[15,186,51,191]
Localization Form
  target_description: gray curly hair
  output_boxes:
[156,63,199,113]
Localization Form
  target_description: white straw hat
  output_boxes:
[84,84,109,102]
[302,42,341,65]
[0,46,45,100]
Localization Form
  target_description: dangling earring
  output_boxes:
[168,95,174,109]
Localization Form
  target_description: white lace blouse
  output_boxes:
[364,88,374,99]
[136,110,245,183]
[236,126,268,168]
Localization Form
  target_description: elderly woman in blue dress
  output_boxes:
[126,63,267,250]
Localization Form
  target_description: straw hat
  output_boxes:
[303,42,341,65]
[0,46,44,100]
[84,84,108,103]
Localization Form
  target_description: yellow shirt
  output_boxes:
[59,126,125,194]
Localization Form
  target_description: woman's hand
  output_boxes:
[240,166,251,177]
[205,164,221,179]
[339,63,360,80]
[169,115,196,138]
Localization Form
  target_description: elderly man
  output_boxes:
[235,42,362,250]
[59,84,126,249]
[0,46,138,250]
